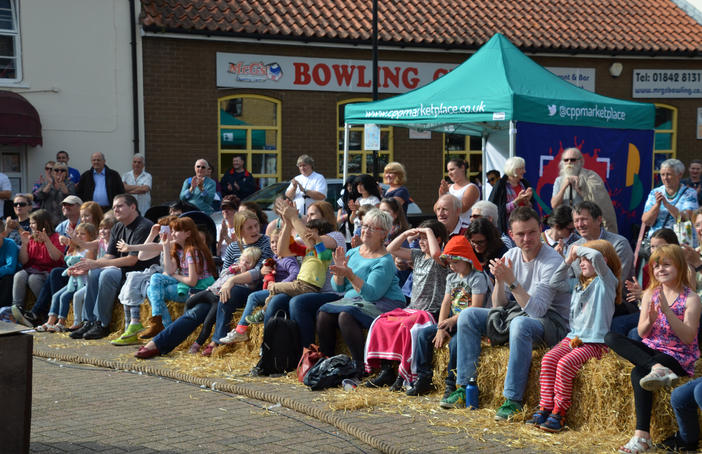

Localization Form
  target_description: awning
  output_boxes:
[0,91,42,146]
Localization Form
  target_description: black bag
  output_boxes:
[303,354,357,390]
[254,316,302,376]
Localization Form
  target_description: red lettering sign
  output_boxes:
[294,63,311,85]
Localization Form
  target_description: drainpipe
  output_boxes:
[129,0,139,155]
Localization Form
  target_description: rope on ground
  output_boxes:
[32,348,405,454]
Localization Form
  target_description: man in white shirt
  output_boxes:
[285,154,327,216]
[122,153,152,215]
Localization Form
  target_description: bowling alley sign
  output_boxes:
[216,52,457,93]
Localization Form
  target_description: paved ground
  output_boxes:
[31,358,377,453]
[29,332,555,453]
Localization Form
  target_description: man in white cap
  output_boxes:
[56,195,83,240]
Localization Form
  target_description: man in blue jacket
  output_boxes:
[220,154,258,200]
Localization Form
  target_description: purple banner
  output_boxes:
[515,121,653,241]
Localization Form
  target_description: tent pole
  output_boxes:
[509,120,516,158]
[481,134,487,200]
[343,123,350,184]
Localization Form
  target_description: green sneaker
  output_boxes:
[439,387,465,409]
[111,333,140,346]
[245,310,265,325]
[123,322,145,337]
[494,399,523,421]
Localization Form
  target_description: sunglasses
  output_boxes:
[13,202,28,207]
[45,167,53,171]
[563,158,579,163]
[53,168,66,173]
[195,165,207,169]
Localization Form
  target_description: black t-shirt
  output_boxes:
[107,215,158,273]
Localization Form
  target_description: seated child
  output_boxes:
[35,223,97,332]
[239,219,333,326]
[528,240,621,433]
[206,227,299,346]
[364,220,449,391]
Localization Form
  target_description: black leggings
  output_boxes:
[605,331,688,432]
[186,291,218,345]
[316,311,366,367]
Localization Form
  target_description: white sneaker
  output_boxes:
[218,330,249,344]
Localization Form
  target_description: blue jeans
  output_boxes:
[239,290,269,326]
[146,273,187,326]
[671,377,702,445]
[82,267,124,325]
[263,293,292,324]
[290,292,342,348]
[48,286,76,319]
[456,307,544,402]
[213,286,253,344]
[31,267,67,316]
[153,302,210,355]
[611,312,642,341]
[415,324,457,387]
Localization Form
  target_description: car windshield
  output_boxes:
[243,182,288,211]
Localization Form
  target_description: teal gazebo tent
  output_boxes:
[342,33,655,184]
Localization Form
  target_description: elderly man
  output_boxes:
[76,152,125,211]
[442,207,570,420]
[434,194,468,237]
[470,200,515,248]
[179,158,216,214]
[551,147,617,233]
[122,153,152,215]
[221,154,258,200]
[285,154,327,216]
[70,194,157,340]
[56,150,81,185]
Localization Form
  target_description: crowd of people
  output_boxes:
[3,149,702,453]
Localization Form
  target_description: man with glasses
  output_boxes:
[56,150,81,185]
[76,152,125,211]
[550,147,617,233]
[122,153,152,214]
[179,158,217,214]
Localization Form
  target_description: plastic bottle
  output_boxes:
[465,377,479,409]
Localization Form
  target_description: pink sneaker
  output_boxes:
[188,342,201,354]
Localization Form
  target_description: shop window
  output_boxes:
[218,95,281,188]
[337,99,393,177]
[0,0,20,82]
[443,134,483,181]
[652,104,677,185]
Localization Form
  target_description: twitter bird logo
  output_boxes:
[547,104,557,116]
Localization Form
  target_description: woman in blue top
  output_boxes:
[316,208,405,378]
[642,159,699,241]
[179,159,217,214]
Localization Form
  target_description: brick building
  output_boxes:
[140,0,702,212]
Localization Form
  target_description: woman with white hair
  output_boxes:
[642,158,699,239]
[315,208,405,379]
[488,156,534,234]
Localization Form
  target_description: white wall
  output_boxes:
[1,0,136,191]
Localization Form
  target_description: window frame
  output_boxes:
[442,133,483,181]
[217,94,282,186]
[337,98,394,177]
[652,103,677,184]
[0,0,21,83]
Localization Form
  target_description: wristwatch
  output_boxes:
[508,281,519,291]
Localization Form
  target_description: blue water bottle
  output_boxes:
[466,377,479,410]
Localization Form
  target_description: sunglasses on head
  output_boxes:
[13,202,28,207]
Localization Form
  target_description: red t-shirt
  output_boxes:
[25,233,64,272]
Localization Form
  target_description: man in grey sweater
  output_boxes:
[441,207,571,421]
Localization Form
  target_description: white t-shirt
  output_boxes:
[122,170,152,215]
[449,183,477,226]
[288,171,327,215]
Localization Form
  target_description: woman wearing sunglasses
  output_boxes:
[5,193,33,246]
[34,162,76,225]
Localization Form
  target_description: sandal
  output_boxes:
[639,366,678,392]
[35,323,55,332]
[51,323,67,333]
[67,323,83,332]
[201,343,215,357]
[618,436,653,454]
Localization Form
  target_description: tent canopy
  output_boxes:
[344,33,654,134]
